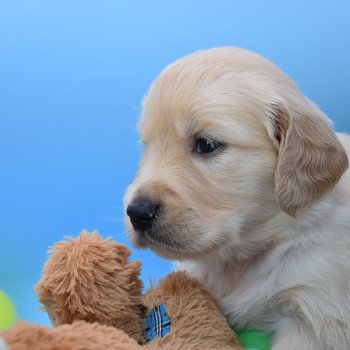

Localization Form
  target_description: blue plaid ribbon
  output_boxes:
[145,303,171,342]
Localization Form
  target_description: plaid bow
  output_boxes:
[145,303,171,342]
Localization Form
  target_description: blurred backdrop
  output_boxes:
[0,0,349,326]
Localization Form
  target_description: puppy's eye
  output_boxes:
[195,138,222,154]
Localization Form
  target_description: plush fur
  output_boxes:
[1,231,241,350]
[146,272,239,349]
[36,231,145,343]
[124,47,350,349]
[1,320,141,350]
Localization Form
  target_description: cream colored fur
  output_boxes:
[125,47,350,349]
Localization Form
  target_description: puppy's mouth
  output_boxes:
[133,227,175,248]
[132,225,187,252]
[128,222,223,260]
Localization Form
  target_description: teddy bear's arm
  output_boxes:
[0,320,143,350]
[144,272,242,350]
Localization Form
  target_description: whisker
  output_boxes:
[118,98,142,116]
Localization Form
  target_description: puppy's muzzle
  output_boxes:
[126,197,159,232]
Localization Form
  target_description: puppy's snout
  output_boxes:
[126,198,159,232]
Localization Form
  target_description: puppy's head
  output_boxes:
[124,47,348,260]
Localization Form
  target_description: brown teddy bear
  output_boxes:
[0,231,241,350]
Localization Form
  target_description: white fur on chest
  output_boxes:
[176,196,350,334]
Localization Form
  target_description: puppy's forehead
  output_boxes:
[138,47,291,144]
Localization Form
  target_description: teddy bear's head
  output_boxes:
[36,231,146,343]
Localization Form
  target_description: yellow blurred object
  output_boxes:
[0,291,16,331]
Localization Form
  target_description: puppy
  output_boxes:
[124,47,350,349]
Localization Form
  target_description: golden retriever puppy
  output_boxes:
[124,47,350,349]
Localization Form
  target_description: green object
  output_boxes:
[0,291,17,331]
[232,327,272,350]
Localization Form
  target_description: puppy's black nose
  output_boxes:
[126,198,159,231]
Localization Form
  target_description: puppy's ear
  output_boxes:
[269,101,348,217]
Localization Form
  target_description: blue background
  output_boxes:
[0,0,349,326]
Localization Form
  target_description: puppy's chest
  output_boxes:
[220,284,276,330]
[196,262,279,329]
